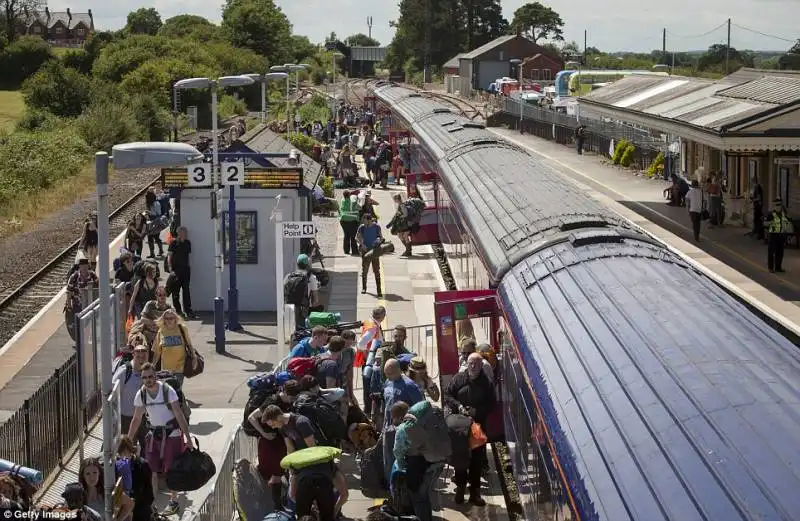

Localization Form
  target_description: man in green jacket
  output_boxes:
[339,190,360,255]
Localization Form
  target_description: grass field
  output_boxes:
[0,90,24,133]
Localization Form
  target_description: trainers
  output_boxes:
[468,495,486,507]
[163,500,180,516]
[454,487,465,504]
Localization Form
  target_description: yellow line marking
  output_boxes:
[378,251,388,329]
[496,130,800,296]
[373,498,386,506]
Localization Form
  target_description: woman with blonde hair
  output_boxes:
[151,309,197,389]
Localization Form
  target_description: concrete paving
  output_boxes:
[491,127,800,337]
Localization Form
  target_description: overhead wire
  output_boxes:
[666,21,728,40]
[731,23,797,44]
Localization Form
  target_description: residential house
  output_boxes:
[18,7,94,46]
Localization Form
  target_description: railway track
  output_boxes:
[0,179,160,349]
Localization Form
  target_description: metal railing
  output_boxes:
[0,284,127,488]
[192,426,258,521]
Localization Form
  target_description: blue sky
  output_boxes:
[68,0,799,53]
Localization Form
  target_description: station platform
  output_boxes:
[491,127,800,338]
[33,183,509,520]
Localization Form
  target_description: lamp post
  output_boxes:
[173,75,255,353]
[271,64,309,135]
[331,52,344,120]
[100,142,204,521]
[245,72,289,124]
[509,58,525,133]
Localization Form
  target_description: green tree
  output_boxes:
[125,8,163,36]
[1,0,36,42]
[289,34,318,63]
[386,0,464,73]
[346,33,380,46]
[158,15,221,42]
[22,60,93,117]
[76,98,143,152]
[510,2,564,42]
[221,0,292,64]
[778,41,800,70]
[0,35,54,88]
[698,44,753,72]
[470,0,508,48]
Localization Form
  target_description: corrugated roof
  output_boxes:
[350,46,387,62]
[241,127,321,188]
[501,239,800,521]
[444,53,464,69]
[716,76,800,105]
[461,34,517,60]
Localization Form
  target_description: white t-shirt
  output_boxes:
[308,273,319,295]
[133,382,181,436]
[686,188,703,213]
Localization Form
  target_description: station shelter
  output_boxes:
[161,140,314,313]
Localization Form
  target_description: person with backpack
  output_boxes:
[286,449,349,521]
[116,436,155,521]
[382,359,423,429]
[388,193,422,257]
[338,190,361,255]
[167,226,194,319]
[262,405,316,452]
[444,353,496,506]
[284,254,320,331]
[392,400,451,521]
[289,326,328,359]
[127,362,194,516]
[113,344,150,450]
[151,309,198,390]
[356,213,384,297]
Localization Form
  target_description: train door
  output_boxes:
[433,289,504,440]
[388,129,410,183]
[364,95,376,113]
[407,171,440,245]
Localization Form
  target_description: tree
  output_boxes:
[470,0,508,49]
[290,34,317,63]
[158,15,221,42]
[510,2,564,42]
[221,0,292,64]
[1,0,36,43]
[698,44,753,72]
[386,0,464,73]
[346,33,380,47]
[0,35,53,88]
[22,60,93,117]
[560,40,580,61]
[125,8,163,36]
[778,41,800,70]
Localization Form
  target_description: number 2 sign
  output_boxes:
[221,161,245,186]
[187,163,212,187]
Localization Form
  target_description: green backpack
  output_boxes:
[280,446,342,471]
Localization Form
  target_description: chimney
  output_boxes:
[66,8,72,21]
[45,6,50,21]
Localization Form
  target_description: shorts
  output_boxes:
[145,432,184,473]
[257,435,287,480]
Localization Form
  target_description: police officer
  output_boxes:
[767,198,791,273]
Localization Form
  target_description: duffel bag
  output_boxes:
[307,311,340,328]
[260,512,294,521]
[165,437,216,491]
[360,437,387,498]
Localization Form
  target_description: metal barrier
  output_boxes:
[192,426,258,521]
[0,285,126,484]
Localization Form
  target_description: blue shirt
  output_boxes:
[289,337,327,359]
[383,375,423,428]
[358,223,382,249]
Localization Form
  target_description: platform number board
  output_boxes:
[221,161,245,186]
[187,164,212,187]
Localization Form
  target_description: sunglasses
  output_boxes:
[142,374,156,380]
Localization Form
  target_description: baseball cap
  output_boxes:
[297,254,309,268]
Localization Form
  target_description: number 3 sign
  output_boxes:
[221,161,245,186]
[187,163,212,187]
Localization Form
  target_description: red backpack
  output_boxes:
[287,356,321,379]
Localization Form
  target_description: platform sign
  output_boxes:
[162,168,303,190]
[187,163,212,187]
[220,161,245,186]
[282,221,316,239]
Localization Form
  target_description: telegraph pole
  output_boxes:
[662,28,667,64]
[725,18,731,75]
[367,16,373,40]
[584,29,587,55]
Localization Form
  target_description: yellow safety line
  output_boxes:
[373,498,386,506]
[378,256,388,329]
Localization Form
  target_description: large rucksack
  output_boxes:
[283,270,310,306]
[286,356,322,379]
[242,388,278,437]
[292,393,347,446]
[140,377,190,423]
[405,404,451,463]
[403,198,425,226]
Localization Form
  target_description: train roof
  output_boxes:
[500,236,800,521]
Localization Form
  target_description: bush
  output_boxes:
[611,139,629,164]
[0,127,89,205]
[297,95,331,124]
[76,99,144,152]
[22,60,94,117]
[619,143,636,168]
[283,133,321,157]
[646,152,665,178]
[15,108,62,132]
[61,49,94,75]
[0,36,54,89]
[128,93,172,141]
[217,94,247,121]
[319,175,334,198]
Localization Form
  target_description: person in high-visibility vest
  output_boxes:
[357,306,386,415]
[767,198,792,273]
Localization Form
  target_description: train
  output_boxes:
[370,81,800,521]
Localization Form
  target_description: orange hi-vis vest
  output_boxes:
[355,318,383,367]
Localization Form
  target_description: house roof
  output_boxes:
[24,10,93,29]
[239,126,322,189]
[580,70,800,133]
[444,53,465,69]
[461,34,517,60]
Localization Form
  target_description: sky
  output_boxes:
[66,0,799,53]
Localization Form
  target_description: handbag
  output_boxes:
[468,422,488,450]
[179,325,204,378]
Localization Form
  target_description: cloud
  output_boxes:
[69,0,798,52]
